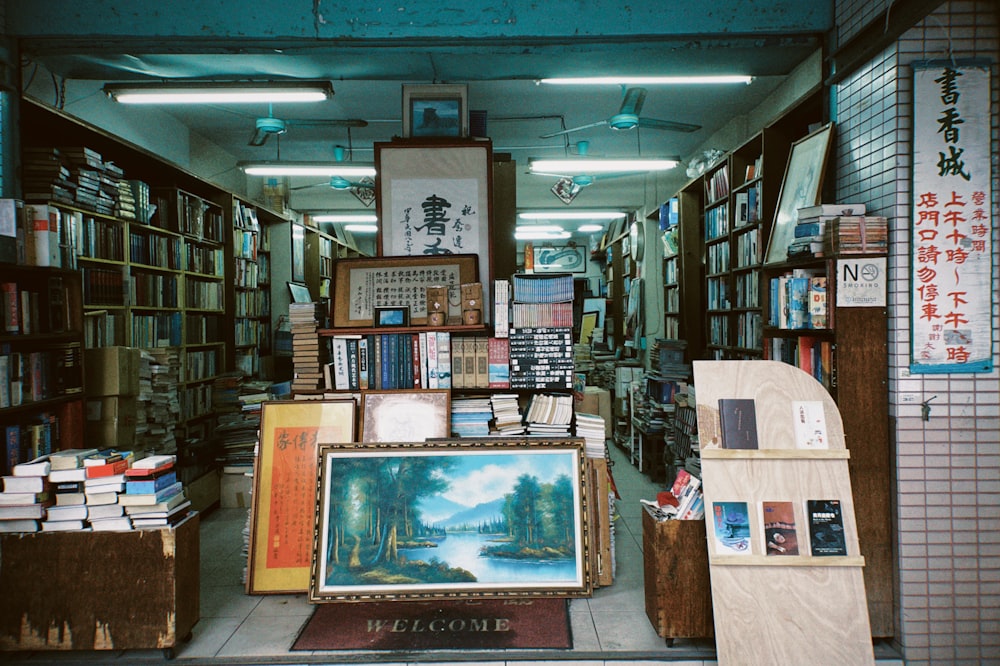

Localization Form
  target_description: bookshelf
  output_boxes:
[0,265,86,475]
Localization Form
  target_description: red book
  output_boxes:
[84,457,129,479]
[124,461,176,478]
[1,282,19,333]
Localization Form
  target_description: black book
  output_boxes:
[718,398,759,449]
[807,499,848,556]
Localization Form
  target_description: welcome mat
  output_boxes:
[292,598,572,651]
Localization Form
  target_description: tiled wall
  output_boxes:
[833,1,1000,663]
[835,0,896,45]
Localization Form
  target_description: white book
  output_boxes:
[41,519,87,532]
[48,468,87,483]
[89,516,134,532]
[12,457,51,478]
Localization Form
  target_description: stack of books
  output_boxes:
[140,348,181,454]
[790,203,868,259]
[524,393,574,437]
[214,374,270,468]
[43,448,104,532]
[289,303,325,392]
[121,455,190,529]
[574,412,607,458]
[825,216,888,255]
[0,455,55,532]
[21,147,76,205]
[489,393,524,435]
[450,396,493,437]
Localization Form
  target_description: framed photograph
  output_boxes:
[374,306,409,328]
[309,438,591,601]
[332,253,479,328]
[534,243,587,273]
[375,139,493,299]
[764,122,835,264]
[247,400,357,594]
[402,84,468,138]
[291,222,306,282]
[287,281,312,304]
[360,389,450,442]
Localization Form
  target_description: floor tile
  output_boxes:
[214,611,308,657]
[175,616,243,659]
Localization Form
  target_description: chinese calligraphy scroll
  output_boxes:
[911,62,993,373]
[247,400,356,594]
[375,139,493,310]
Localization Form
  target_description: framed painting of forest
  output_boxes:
[309,439,591,601]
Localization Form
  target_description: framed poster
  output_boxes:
[534,244,587,273]
[331,254,479,327]
[360,389,451,442]
[309,438,591,601]
[375,139,493,299]
[246,400,356,594]
[763,122,835,264]
[402,84,468,138]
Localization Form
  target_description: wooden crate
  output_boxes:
[0,513,200,654]
[641,508,714,640]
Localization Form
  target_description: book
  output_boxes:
[41,519,85,532]
[86,502,124,520]
[0,518,40,533]
[762,500,799,555]
[797,203,867,219]
[474,337,488,388]
[124,492,188,515]
[436,332,451,389]
[54,491,86,506]
[89,516,134,532]
[0,502,50,519]
[717,398,759,449]
[487,337,510,389]
[2,474,46,494]
[807,277,827,328]
[792,400,829,449]
[807,499,848,556]
[125,470,177,494]
[83,456,131,479]
[130,453,176,470]
[711,500,752,555]
[48,447,100,471]
[117,481,183,506]
[47,467,88,483]
[44,503,88,521]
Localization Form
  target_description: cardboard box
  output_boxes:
[85,396,138,448]
[221,469,253,508]
[577,386,613,439]
[85,346,141,397]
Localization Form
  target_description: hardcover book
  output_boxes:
[717,398,759,449]
[807,499,848,556]
[711,500,752,555]
[762,500,799,556]
[792,400,829,449]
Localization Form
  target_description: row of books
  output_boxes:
[3,411,65,476]
[2,276,72,336]
[0,451,190,533]
[710,498,848,557]
[0,344,83,410]
[787,203,887,259]
[509,327,574,390]
[768,272,828,330]
[641,468,704,522]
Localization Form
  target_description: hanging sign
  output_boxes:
[910,61,993,374]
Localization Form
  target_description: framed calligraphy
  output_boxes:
[764,122,835,265]
[247,400,356,594]
[331,254,479,327]
[375,138,493,308]
[910,61,993,374]
[360,389,451,443]
[309,438,592,602]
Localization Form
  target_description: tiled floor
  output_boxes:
[4,443,902,666]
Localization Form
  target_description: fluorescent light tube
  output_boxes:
[577,224,605,232]
[529,158,678,173]
[515,229,571,240]
[539,75,753,85]
[344,224,379,233]
[240,162,376,177]
[519,211,626,220]
[312,214,378,223]
[105,81,333,104]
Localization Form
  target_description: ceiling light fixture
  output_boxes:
[577,224,605,233]
[344,224,379,234]
[104,80,334,104]
[311,214,378,223]
[518,211,626,220]
[529,158,678,174]
[538,75,753,85]
[239,161,377,177]
[515,229,572,240]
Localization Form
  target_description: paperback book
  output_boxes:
[762,500,799,556]
[807,499,848,556]
[711,500,751,555]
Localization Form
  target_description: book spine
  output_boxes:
[358,337,369,390]
[436,332,451,389]
[426,331,439,389]
[451,337,465,389]
[411,334,421,389]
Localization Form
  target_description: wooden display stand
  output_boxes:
[0,513,200,656]
[694,360,874,665]
[642,508,714,642]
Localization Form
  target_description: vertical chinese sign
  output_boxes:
[375,140,493,312]
[910,62,993,373]
[247,400,356,594]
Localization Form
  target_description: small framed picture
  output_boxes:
[402,84,468,138]
[374,306,409,328]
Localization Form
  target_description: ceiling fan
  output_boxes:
[248,105,369,146]
[539,87,700,139]
[290,146,376,201]
[530,141,647,202]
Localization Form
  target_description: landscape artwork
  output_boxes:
[309,440,591,601]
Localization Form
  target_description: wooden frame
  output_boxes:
[247,400,356,594]
[331,253,479,327]
[374,139,493,298]
[309,438,591,602]
[764,122,835,265]
[360,389,450,442]
[401,84,469,138]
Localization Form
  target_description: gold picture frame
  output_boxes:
[360,389,451,442]
[309,438,591,602]
[246,400,356,594]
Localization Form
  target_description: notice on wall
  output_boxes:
[910,61,993,374]
[837,257,886,308]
